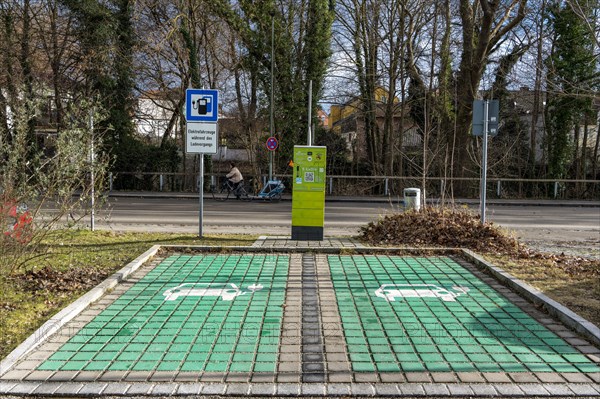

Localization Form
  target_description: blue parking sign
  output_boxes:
[186,89,219,122]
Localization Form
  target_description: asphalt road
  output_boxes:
[92,197,600,252]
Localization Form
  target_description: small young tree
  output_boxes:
[0,99,109,275]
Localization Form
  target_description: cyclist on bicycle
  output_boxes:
[226,162,244,198]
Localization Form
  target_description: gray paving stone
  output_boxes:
[456,371,485,383]
[126,382,154,395]
[226,383,250,395]
[226,373,251,382]
[303,373,325,383]
[175,372,200,382]
[73,370,103,381]
[509,372,538,383]
[176,382,203,395]
[379,373,405,383]
[77,382,108,395]
[0,369,30,380]
[405,372,431,382]
[8,382,40,395]
[149,371,178,381]
[53,382,84,395]
[535,372,565,382]
[23,370,54,381]
[327,383,350,396]
[0,382,16,393]
[422,383,450,396]
[519,383,550,396]
[447,383,475,396]
[430,372,457,383]
[150,383,178,396]
[102,382,131,395]
[277,373,300,383]
[569,383,600,396]
[14,360,42,370]
[354,373,378,383]
[99,371,128,381]
[251,373,276,383]
[31,382,62,395]
[482,372,511,383]
[397,383,425,396]
[201,383,227,395]
[543,383,576,396]
[494,384,524,396]
[126,371,152,381]
[249,383,276,395]
[277,382,300,395]
[562,372,593,383]
[328,372,353,383]
[469,383,498,396]
[302,383,326,395]
[374,384,399,396]
[350,383,375,396]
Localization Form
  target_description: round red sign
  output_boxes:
[266,137,278,151]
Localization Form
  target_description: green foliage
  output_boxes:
[61,0,136,170]
[545,1,596,179]
[212,0,335,171]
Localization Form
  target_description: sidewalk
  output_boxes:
[106,190,600,207]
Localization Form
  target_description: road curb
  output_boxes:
[105,191,600,207]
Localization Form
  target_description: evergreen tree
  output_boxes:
[545,1,595,179]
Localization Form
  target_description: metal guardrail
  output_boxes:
[107,172,600,200]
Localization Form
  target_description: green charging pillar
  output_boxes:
[291,145,327,240]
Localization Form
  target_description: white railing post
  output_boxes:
[497,180,501,197]
[159,174,164,191]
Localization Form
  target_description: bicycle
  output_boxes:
[211,179,250,201]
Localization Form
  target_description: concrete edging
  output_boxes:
[461,248,600,348]
[0,245,162,376]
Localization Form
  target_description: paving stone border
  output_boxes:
[2,381,599,396]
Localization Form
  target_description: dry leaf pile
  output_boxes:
[360,207,600,277]
[360,207,520,253]
[20,266,110,293]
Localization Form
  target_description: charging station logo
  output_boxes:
[186,89,219,122]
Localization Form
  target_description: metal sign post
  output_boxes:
[480,101,489,224]
[473,99,499,225]
[199,155,204,237]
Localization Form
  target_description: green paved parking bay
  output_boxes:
[328,255,600,374]
[35,253,599,377]
[38,254,288,373]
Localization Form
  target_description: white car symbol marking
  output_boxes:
[374,284,469,302]
[163,283,248,301]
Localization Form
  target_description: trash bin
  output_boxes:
[403,188,421,211]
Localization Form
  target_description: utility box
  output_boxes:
[403,188,421,211]
[291,146,327,240]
